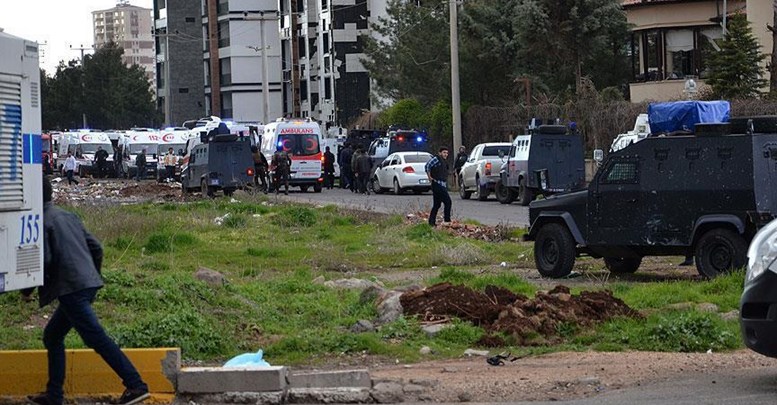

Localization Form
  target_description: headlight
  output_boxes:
[746,219,777,283]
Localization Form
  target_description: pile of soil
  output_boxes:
[400,283,641,346]
[406,212,514,242]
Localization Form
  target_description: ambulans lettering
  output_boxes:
[279,127,315,134]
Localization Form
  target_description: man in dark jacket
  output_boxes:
[323,146,336,189]
[425,147,452,226]
[271,145,292,195]
[94,146,109,178]
[353,148,372,194]
[338,143,354,191]
[28,178,149,405]
[251,145,269,193]
[453,145,468,187]
[134,149,147,181]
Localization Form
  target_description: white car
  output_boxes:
[371,152,433,194]
[458,142,511,201]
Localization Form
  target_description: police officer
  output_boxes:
[425,147,452,227]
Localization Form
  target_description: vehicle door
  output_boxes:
[377,154,398,186]
[461,145,481,186]
[588,156,643,245]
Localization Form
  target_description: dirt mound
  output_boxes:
[405,212,515,242]
[51,179,183,205]
[401,283,641,346]
[118,182,182,199]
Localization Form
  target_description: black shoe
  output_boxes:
[116,388,150,405]
[27,394,58,405]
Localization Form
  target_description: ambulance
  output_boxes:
[120,129,160,178]
[0,30,43,293]
[58,130,114,177]
[261,118,323,192]
[156,127,191,181]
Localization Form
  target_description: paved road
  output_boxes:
[274,187,530,227]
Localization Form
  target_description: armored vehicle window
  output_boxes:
[601,161,639,184]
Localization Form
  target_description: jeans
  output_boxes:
[429,181,451,226]
[43,288,147,404]
[340,167,353,190]
[165,165,175,180]
[65,170,78,185]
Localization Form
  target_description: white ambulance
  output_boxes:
[156,127,191,181]
[58,130,114,177]
[261,118,323,192]
[120,129,160,178]
[0,30,43,292]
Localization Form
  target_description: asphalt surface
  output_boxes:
[273,186,531,227]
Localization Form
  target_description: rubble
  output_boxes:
[401,283,642,346]
[406,212,515,242]
[51,179,186,205]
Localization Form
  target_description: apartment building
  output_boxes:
[623,0,773,102]
[153,0,206,126]
[93,1,156,82]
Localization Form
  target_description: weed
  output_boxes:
[246,247,282,258]
[144,231,198,253]
[435,320,484,345]
[223,213,248,228]
[646,312,738,352]
[434,243,487,265]
[110,236,133,250]
[273,206,317,227]
[407,223,443,241]
[140,260,170,272]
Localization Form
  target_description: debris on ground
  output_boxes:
[400,283,642,346]
[405,212,516,242]
[52,179,185,205]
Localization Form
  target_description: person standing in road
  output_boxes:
[94,146,109,179]
[425,147,452,227]
[251,145,269,193]
[63,152,79,186]
[27,178,150,405]
[354,148,372,194]
[163,147,177,182]
[338,143,354,191]
[323,146,336,189]
[113,144,124,178]
[453,145,468,188]
[271,144,291,195]
[134,149,147,181]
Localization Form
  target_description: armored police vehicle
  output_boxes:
[524,115,777,279]
[180,124,254,197]
[495,121,585,206]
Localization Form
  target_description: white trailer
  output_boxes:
[0,30,43,293]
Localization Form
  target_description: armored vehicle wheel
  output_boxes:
[476,175,489,201]
[695,228,747,278]
[604,257,642,274]
[534,223,576,278]
[518,178,534,206]
[393,178,403,195]
[181,182,190,194]
[201,179,214,198]
[313,183,322,193]
[371,177,383,194]
[495,180,515,204]
[459,176,472,199]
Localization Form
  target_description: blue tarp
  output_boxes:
[647,101,730,134]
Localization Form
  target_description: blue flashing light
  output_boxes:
[416,136,423,142]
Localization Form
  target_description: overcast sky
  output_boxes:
[0,0,153,73]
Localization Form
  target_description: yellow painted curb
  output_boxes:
[0,348,180,397]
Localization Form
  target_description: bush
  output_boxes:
[647,312,738,352]
[406,223,443,241]
[273,206,317,227]
[223,213,248,228]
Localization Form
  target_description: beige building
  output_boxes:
[93,1,155,82]
[623,0,773,102]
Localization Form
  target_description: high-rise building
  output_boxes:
[93,1,156,82]
[153,0,206,126]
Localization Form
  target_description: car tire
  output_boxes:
[313,183,322,193]
[476,175,489,201]
[301,185,309,192]
[393,178,403,195]
[604,257,642,274]
[534,223,576,278]
[201,179,214,198]
[413,189,423,195]
[495,180,516,204]
[695,228,747,278]
[518,178,534,206]
[371,177,383,194]
[459,175,472,200]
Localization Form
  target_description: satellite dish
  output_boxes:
[684,77,698,99]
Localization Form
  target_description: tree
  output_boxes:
[707,13,767,99]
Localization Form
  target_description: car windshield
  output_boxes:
[158,143,186,156]
[78,143,113,154]
[279,134,320,156]
[403,154,432,163]
[129,143,157,154]
[482,145,510,156]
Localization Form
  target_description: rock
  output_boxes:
[463,349,490,357]
[419,346,432,355]
[421,324,449,337]
[696,303,719,313]
[350,320,376,333]
[376,291,403,325]
[359,285,387,306]
[578,376,600,385]
[720,309,739,321]
[667,302,694,311]
[312,275,326,285]
[323,278,383,291]
[194,267,227,286]
[403,383,426,394]
[371,381,405,403]
[457,391,473,402]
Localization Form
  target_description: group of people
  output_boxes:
[251,144,293,195]
[335,143,373,194]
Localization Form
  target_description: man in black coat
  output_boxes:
[27,178,149,405]
[338,143,354,191]
[323,146,336,189]
[94,146,109,178]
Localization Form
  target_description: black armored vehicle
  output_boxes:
[495,121,585,206]
[180,126,254,197]
[524,116,777,279]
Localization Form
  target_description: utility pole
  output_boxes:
[449,0,462,155]
[245,11,280,124]
[70,44,92,128]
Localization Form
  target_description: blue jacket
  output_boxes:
[39,202,104,307]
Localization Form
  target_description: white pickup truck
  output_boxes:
[458,142,511,201]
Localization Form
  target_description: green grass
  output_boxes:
[0,195,749,365]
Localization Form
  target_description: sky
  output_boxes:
[0,0,153,73]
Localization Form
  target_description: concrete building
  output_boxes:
[93,1,156,82]
[153,0,206,126]
[623,0,773,102]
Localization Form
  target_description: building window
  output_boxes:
[179,88,189,93]
[221,92,233,118]
[324,77,331,99]
[185,17,196,23]
[218,21,230,48]
[219,58,231,86]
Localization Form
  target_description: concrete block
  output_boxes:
[288,369,371,389]
[287,387,372,404]
[177,366,287,394]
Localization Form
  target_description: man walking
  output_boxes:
[63,152,79,186]
[453,145,468,188]
[94,146,109,178]
[134,149,147,181]
[271,144,291,195]
[353,148,372,194]
[27,178,149,405]
[323,146,336,189]
[425,147,452,227]
[338,143,354,191]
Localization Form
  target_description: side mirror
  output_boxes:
[593,149,604,163]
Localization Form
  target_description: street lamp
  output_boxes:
[244,11,280,124]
